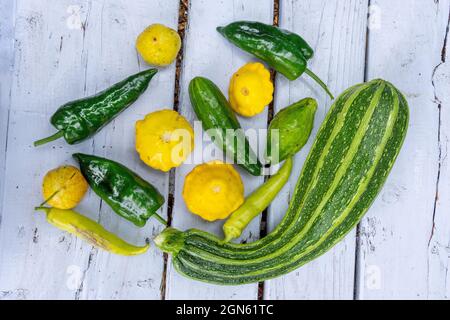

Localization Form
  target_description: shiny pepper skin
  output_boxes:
[34,69,158,147]
[73,153,166,227]
[217,21,334,99]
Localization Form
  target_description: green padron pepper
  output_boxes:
[217,21,334,99]
[267,98,317,164]
[73,153,166,227]
[34,69,158,147]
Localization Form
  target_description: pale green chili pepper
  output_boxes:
[223,158,293,242]
[36,206,149,256]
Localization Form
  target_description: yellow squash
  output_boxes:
[182,161,244,221]
[42,165,88,209]
[136,110,194,172]
[229,62,274,117]
[136,23,181,66]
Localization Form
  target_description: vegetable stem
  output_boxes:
[40,190,59,207]
[304,68,335,100]
[33,131,64,147]
[34,206,50,213]
[153,213,168,226]
[223,233,236,244]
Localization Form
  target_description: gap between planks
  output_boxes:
[428,4,450,248]
[159,0,280,300]
[258,0,280,301]
[160,0,190,300]
[353,0,372,301]
[354,0,450,300]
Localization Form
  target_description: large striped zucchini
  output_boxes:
[155,79,409,285]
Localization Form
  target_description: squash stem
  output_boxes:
[153,213,168,226]
[34,206,50,213]
[40,190,59,207]
[33,131,64,147]
[40,172,76,206]
[154,228,185,254]
[304,68,335,100]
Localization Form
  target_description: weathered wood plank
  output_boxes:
[0,0,16,219]
[0,0,179,300]
[165,0,274,300]
[427,3,450,299]
[73,0,180,300]
[356,0,450,299]
[1,0,449,300]
[0,1,16,297]
[264,0,369,300]
[0,0,101,300]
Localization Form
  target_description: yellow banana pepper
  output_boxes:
[36,207,149,256]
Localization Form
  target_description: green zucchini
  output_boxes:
[156,79,409,285]
[189,77,263,176]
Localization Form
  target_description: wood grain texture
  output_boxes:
[355,0,450,300]
[0,0,179,300]
[71,0,180,300]
[0,0,16,223]
[428,2,450,299]
[164,0,274,300]
[0,0,449,300]
[264,0,369,300]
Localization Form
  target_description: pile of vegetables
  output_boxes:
[155,79,409,284]
[33,20,409,285]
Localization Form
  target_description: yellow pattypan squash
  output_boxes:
[182,161,244,222]
[229,62,274,117]
[136,23,181,66]
[42,165,88,209]
[136,110,194,172]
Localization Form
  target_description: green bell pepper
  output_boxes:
[267,98,317,164]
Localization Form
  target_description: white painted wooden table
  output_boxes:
[0,0,449,300]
